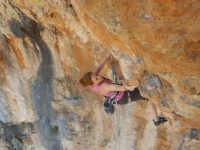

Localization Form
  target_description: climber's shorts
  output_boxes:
[116,88,145,105]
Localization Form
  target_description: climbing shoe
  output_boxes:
[153,116,167,126]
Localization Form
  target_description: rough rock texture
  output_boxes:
[0,0,200,150]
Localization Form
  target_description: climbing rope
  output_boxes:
[111,63,121,150]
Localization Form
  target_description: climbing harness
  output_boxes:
[104,91,119,115]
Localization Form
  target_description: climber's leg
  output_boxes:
[149,101,167,126]
[149,101,159,121]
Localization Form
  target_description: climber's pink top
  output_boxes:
[89,78,124,101]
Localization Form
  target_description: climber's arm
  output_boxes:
[94,52,111,75]
[102,83,137,92]
[102,83,126,92]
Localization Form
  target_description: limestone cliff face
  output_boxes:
[0,0,200,150]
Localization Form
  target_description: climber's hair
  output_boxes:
[79,72,93,87]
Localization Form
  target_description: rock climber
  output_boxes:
[79,52,167,126]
